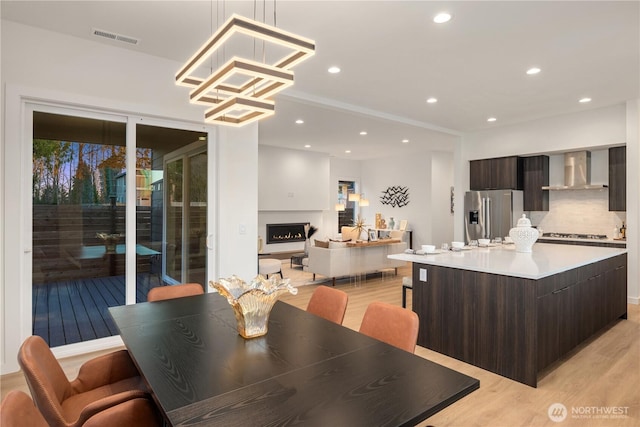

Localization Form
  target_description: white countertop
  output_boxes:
[388,243,627,280]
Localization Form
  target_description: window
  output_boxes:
[338,180,356,232]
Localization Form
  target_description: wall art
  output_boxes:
[380,186,410,208]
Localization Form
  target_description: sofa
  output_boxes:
[304,240,407,286]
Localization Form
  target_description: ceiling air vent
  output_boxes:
[91,28,139,45]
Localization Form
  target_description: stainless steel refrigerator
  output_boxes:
[464,190,523,242]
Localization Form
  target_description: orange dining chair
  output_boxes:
[359,301,419,353]
[18,335,155,427]
[0,390,160,427]
[306,285,349,324]
[147,283,204,302]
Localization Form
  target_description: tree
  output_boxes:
[33,139,73,204]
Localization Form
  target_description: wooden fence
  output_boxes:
[32,205,157,284]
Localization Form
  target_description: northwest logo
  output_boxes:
[548,403,568,422]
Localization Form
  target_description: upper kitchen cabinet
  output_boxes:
[523,155,549,211]
[469,156,523,190]
[608,146,626,211]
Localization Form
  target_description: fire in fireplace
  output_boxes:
[266,223,306,244]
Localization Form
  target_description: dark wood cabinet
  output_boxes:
[523,155,549,211]
[536,254,627,373]
[413,253,627,387]
[609,146,626,211]
[469,156,523,190]
[469,159,492,190]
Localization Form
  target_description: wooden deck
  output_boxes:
[32,273,164,347]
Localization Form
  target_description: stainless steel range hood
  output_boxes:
[542,151,608,190]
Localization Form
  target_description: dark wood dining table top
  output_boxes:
[109,293,479,426]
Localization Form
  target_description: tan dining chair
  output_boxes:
[0,390,160,427]
[306,285,349,324]
[359,301,419,353]
[147,283,204,302]
[0,390,48,427]
[17,335,156,427]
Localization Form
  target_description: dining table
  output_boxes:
[108,292,479,426]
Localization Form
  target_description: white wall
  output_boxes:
[1,21,259,373]
[257,145,330,253]
[258,145,330,211]
[431,151,455,248]
[216,126,260,280]
[462,104,626,160]
[458,103,638,304]
[625,99,639,305]
[360,151,455,249]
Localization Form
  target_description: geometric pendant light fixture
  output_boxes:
[176,13,315,127]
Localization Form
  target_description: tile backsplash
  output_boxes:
[529,189,626,238]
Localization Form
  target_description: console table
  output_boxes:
[372,229,413,249]
[347,239,401,247]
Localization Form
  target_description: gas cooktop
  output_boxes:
[542,232,607,240]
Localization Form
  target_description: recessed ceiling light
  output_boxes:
[433,13,452,24]
[487,117,497,122]
[295,119,304,124]
[360,131,367,135]
[579,97,592,103]
[426,97,438,104]
[402,139,409,143]
[526,67,541,75]
[304,144,311,148]
[345,150,351,154]
[328,66,341,74]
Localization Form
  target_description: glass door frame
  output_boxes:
[162,140,208,286]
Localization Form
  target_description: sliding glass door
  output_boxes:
[31,109,128,347]
[28,106,211,348]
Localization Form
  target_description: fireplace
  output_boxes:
[266,223,306,244]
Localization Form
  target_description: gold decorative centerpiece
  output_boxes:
[96,232,124,253]
[210,275,298,338]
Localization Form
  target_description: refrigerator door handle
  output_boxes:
[483,197,491,239]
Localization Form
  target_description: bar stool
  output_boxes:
[258,258,283,279]
[401,276,412,308]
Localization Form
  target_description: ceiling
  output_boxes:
[2,1,639,160]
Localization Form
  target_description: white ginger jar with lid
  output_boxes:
[509,214,539,253]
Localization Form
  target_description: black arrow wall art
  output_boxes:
[380,186,410,208]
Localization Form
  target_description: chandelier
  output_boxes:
[176,13,315,127]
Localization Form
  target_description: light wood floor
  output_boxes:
[2,263,638,426]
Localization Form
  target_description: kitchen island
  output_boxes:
[389,244,627,387]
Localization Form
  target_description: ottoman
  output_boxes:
[258,258,283,279]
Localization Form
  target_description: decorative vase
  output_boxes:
[304,238,310,255]
[210,275,298,338]
[389,217,395,230]
[509,214,539,253]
